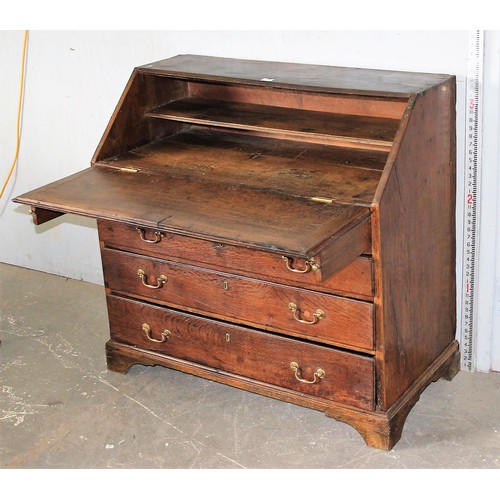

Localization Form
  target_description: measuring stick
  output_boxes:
[460,30,484,371]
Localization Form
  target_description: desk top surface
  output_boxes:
[139,54,452,97]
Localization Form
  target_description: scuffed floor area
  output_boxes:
[1,263,499,468]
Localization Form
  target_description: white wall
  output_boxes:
[1,30,498,371]
[484,31,500,371]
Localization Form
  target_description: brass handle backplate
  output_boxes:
[290,361,325,384]
[137,269,168,289]
[288,302,324,325]
[137,227,164,244]
[142,323,171,343]
[281,256,320,273]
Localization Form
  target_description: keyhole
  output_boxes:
[223,281,229,291]
[225,333,231,342]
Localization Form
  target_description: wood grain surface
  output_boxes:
[98,219,374,300]
[107,295,375,410]
[145,97,399,149]
[101,248,374,352]
[14,163,371,260]
[139,54,451,97]
[372,77,456,410]
[98,128,386,205]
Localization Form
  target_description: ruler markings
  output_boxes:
[460,30,484,371]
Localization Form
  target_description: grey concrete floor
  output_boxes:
[1,262,499,469]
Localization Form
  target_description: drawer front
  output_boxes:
[98,220,373,300]
[101,248,374,351]
[107,295,375,410]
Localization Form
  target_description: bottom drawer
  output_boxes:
[107,295,375,411]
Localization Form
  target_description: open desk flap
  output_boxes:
[14,165,371,282]
[13,167,173,229]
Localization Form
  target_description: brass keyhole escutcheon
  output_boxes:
[225,333,231,342]
[223,280,229,291]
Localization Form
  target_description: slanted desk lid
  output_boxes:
[14,166,371,281]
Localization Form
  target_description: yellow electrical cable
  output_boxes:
[0,30,29,200]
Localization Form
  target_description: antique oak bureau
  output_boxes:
[14,55,459,449]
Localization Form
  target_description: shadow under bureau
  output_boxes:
[14,55,459,450]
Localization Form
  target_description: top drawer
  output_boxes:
[98,220,373,300]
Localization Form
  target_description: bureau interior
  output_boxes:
[93,74,408,205]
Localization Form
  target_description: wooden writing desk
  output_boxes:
[15,55,459,449]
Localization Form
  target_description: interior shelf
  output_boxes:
[145,97,400,151]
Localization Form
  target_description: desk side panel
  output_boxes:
[373,78,457,410]
[92,71,188,163]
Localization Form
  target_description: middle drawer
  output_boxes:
[101,248,374,352]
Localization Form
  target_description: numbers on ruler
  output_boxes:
[461,30,483,372]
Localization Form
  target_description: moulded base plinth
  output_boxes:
[105,339,460,451]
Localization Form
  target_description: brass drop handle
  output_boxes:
[137,269,168,289]
[137,227,164,244]
[282,256,320,273]
[288,302,324,325]
[290,362,325,384]
[142,323,171,343]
